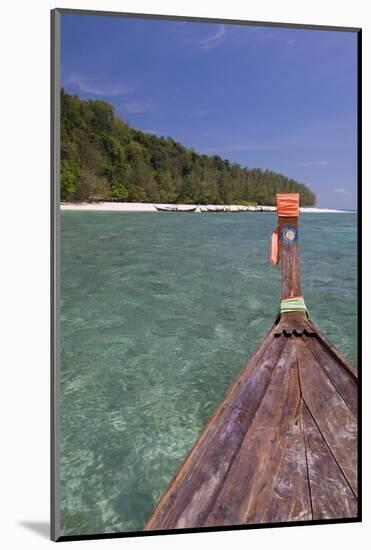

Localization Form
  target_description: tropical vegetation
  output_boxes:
[61,90,316,206]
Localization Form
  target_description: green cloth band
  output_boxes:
[280,297,307,314]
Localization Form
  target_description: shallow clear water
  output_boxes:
[60,212,357,536]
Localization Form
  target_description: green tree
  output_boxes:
[61,157,79,201]
[73,168,110,202]
[60,90,317,206]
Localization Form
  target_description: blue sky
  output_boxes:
[61,14,358,209]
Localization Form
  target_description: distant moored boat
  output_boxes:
[154,205,197,212]
[205,206,226,212]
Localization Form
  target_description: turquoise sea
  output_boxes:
[60,212,357,536]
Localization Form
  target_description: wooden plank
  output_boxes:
[306,319,357,379]
[205,338,300,526]
[302,402,358,519]
[302,333,357,416]
[264,401,312,523]
[296,338,357,494]
[279,216,302,300]
[145,329,287,530]
[274,313,315,337]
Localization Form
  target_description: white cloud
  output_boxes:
[184,24,226,50]
[123,101,151,114]
[63,74,134,96]
[299,160,329,167]
[334,188,351,195]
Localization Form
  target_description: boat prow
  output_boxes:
[145,314,357,530]
[144,193,358,531]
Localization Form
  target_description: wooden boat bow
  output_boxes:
[274,193,311,336]
[144,193,358,531]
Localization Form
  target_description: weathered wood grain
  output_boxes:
[205,339,300,526]
[264,401,312,523]
[279,216,302,300]
[303,334,357,416]
[302,401,358,519]
[296,338,357,494]
[144,329,287,530]
[306,319,357,380]
[274,312,314,336]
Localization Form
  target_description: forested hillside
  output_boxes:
[60,90,316,206]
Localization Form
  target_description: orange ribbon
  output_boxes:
[270,227,280,265]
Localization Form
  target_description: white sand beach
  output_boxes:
[60,202,349,213]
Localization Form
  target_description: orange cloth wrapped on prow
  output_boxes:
[270,227,280,265]
[276,193,300,217]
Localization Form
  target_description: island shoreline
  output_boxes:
[60,202,350,213]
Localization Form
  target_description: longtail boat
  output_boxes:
[154,204,173,211]
[154,205,198,212]
[206,206,226,212]
[145,192,358,530]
